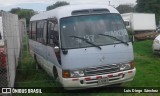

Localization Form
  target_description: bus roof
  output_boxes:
[30,4,119,21]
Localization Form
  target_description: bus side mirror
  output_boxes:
[129,35,134,43]
[54,46,59,52]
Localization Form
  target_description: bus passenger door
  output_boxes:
[46,19,61,73]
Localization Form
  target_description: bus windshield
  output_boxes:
[60,13,129,49]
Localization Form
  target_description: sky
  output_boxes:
[0,0,137,12]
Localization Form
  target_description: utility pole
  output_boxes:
[108,1,115,8]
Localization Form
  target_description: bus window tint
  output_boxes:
[48,20,59,46]
[37,21,47,44]
[31,22,36,40]
[43,21,47,44]
[60,13,129,49]
[29,23,32,39]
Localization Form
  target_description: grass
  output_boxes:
[124,40,160,87]
[14,40,160,96]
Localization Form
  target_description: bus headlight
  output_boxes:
[119,61,135,71]
[70,70,85,77]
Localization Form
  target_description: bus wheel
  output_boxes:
[53,67,59,82]
[34,55,41,70]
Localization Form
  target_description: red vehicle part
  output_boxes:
[0,48,6,68]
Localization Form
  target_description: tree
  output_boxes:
[136,0,160,24]
[10,8,21,14]
[10,8,36,26]
[116,4,135,14]
[46,1,69,11]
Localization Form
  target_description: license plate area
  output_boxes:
[98,78,108,85]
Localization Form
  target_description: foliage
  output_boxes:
[46,1,69,11]
[116,4,135,14]
[136,0,160,24]
[10,8,36,26]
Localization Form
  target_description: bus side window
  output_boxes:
[48,20,59,46]
[36,20,47,44]
[37,21,47,44]
[29,23,32,39]
[37,21,43,42]
[43,21,47,44]
[31,22,36,40]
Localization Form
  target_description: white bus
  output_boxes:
[29,4,136,89]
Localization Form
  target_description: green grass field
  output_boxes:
[14,40,160,96]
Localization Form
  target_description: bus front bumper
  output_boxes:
[61,68,136,89]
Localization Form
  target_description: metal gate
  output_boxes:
[0,11,21,96]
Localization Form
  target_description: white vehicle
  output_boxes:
[153,35,160,54]
[121,13,156,32]
[29,4,136,89]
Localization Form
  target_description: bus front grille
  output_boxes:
[85,64,120,76]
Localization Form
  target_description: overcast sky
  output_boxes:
[0,0,136,11]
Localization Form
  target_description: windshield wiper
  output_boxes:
[98,34,129,46]
[69,36,101,50]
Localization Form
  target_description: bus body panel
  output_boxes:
[29,39,60,75]
[30,4,119,21]
[61,43,133,70]
[61,68,136,88]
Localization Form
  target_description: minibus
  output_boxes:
[29,4,136,89]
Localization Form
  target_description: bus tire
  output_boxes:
[53,67,59,82]
[34,55,41,70]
